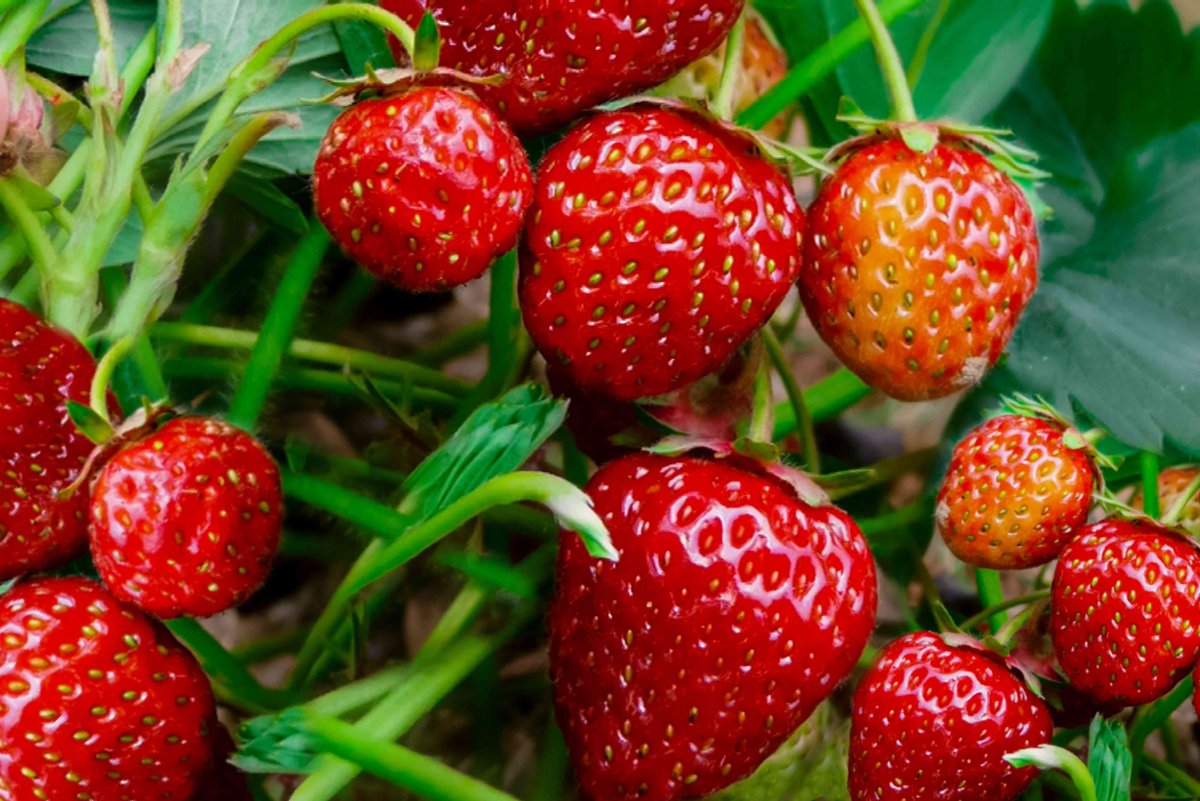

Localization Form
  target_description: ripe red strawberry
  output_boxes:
[521,107,804,400]
[313,87,533,292]
[549,454,877,801]
[1051,519,1200,705]
[799,138,1039,401]
[0,577,215,800]
[380,0,745,133]
[936,414,1094,569]
[89,416,283,619]
[849,632,1052,801]
[1134,465,1200,537]
[0,299,111,579]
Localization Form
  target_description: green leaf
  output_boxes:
[226,174,309,234]
[66,400,114,444]
[27,0,155,76]
[979,0,1200,455]
[1087,717,1132,801]
[148,0,345,176]
[334,18,396,74]
[4,174,59,212]
[234,709,318,774]
[401,384,567,523]
[411,12,441,72]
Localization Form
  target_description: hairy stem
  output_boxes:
[853,0,918,122]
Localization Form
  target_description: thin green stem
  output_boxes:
[959,590,1050,633]
[449,252,521,428]
[975,568,1007,633]
[711,12,747,122]
[0,179,61,284]
[166,618,297,713]
[0,0,50,65]
[89,335,135,424]
[151,322,466,395]
[737,0,923,130]
[282,470,414,541]
[226,225,331,431]
[857,499,930,539]
[192,4,416,155]
[762,329,818,471]
[1142,753,1200,795]
[772,368,871,439]
[747,360,774,444]
[852,0,918,122]
[1161,472,1200,528]
[906,0,952,88]
[1130,675,1193,756]
[305,717,522,801]
[1140,452,1161,518]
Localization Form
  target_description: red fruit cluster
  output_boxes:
[0,578,216,801]
[380,0,746,133]
[550,454,876,801]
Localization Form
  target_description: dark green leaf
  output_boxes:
[411,12,441,72]
[401,384,567,523]
[27,0,154,76]
[66,400,114,444]
[1087,717,1132,801]
[334,19,396,74]
[226,174,309,234]
[233,709,318,774]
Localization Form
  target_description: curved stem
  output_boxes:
[762,328,818,471]
[772,367,872,440]
[959,590,1050,633]
[0,0,50,65]
[192,4,416,155]
[89,335,134,423]
[711,12,747,122]
[1161,472,1200,528]
[975,568,1007,633]
[0,178,60,284]
[852,0,918,122]
[166,618,297,713]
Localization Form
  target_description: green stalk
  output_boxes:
[225,225,331,431]
[853,0,918,122]
[151,322,466,395]
[857,499,930,538]
[88,335,134,424]
[449,252,521,427]
[762,329,818,471]
[1140,452,1161,518]
[166,618,297,712]
[304,717,523,801]
[1130,675,1193,756]
[282,470,414,541]
[772,368,872,439]
[412,320,489,367]
[291,611,535,801]
[958,590,1049,633]
[190,4,416,155]
[288,471,607,688]
[747,359,775,444]
[0,0,50,65]
[711,12,747,122]
[737,0,923,130]
[975,568,1007,633]
[0,179,62,283]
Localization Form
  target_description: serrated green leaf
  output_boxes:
[1087,717,1132,801]
[233,709,318,774]
[27,0,154,76]
[401,384,567,523]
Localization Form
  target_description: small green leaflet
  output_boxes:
[400,384,568,523]
[1087,717,1132,801]
[233,709,319,774]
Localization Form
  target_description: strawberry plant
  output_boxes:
[0,0,1197,799]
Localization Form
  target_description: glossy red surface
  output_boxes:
[550,454,876,801]
[849,632,1051,801]
[0,578,214,800]
[522,108,803,400]
[800,140,1039,400]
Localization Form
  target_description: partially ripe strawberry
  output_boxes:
[0,299,110,579]
[380,0,745,133]
[1051,519,1200,705]
[0,577,215,800]
[314,87,533,292]
[549,454,877,801]
[89,416,283,619]
[521,107,804,400]
[1133,465,1200,537]
[800,139,1039,401]
[936,414,1094,569]
[849,632,1052,801]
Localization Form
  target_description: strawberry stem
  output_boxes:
[711,11,747,122]
[1140,452,1162,518]
[747,358,775,443]
[772,367,872,440]
[852,0,918,123]
[1161,472,1200,528]
[958,590,1050,634]
[88,335,135,425]
[1129,675,1194,760]
[737,0,923,130]
[975,568,1007,634]
[0,0,49,65]
[762,329,818,470]
[1005,746,1097,801]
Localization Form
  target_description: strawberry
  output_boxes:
[849,632,1052,801]
[521,107,804,400]
[549,453,877,801]
[1133,465,1200,537]
[380,0,745,133]
[192,724,254,801]
[0,577,215,800]
[799,138,1039,401]
[1050,519,1200,705]
[936,414,1094,570]
[313,87,533,292]
[89,416,283,619]
[0,299,111,579]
